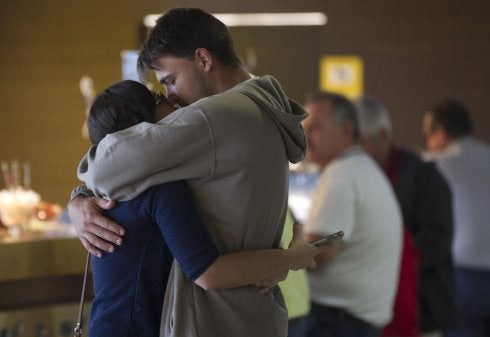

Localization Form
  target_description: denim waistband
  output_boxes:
[310,302,377,331]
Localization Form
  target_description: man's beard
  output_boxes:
[192,67,214,103]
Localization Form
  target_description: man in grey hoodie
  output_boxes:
[69,8,308,337]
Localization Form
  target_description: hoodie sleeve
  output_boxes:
[77,106,215,201]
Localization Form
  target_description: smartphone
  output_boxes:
[310,231,344,247]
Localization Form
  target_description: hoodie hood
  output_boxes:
[231,75,308,163]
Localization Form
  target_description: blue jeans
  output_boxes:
[288,316,308,337]
[445,267,490,337]
[306,303,381,337]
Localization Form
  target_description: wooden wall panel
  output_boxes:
[0,0,489,204]
[319,0,490,148]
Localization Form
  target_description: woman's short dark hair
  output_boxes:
[428,99,473,138]
[138,8,242,76]
[88,80,155,145]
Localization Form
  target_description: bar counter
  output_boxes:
[0,221,92,337]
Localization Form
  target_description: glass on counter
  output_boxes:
[0,159,40,238]
[0,188,40,238]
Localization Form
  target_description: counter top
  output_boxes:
[0,221,92,311]
[0,222,86,282]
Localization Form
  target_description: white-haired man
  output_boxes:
[355,96,457,337]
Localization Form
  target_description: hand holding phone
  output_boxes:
[310,231,344,247]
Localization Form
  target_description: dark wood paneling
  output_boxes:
[319,0,490,148]
[0,274,93,311]
[0,0,489,203]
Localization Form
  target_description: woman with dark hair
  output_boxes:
[85,80,323,337]
[87,80,170,145]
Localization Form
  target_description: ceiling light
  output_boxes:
[143,12,327,28]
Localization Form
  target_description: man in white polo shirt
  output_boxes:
[302,91,402,337]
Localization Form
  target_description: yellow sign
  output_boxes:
[320,55,364,98]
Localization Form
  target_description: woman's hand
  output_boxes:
[252,270,289,294]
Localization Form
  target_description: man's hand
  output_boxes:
[287,221,339,270]
[304,232,342,266]
[68,196,125,257]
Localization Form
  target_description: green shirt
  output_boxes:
[279,209,311,319]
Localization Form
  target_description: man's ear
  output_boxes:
[433,127,450,147]
[194,48,214,72]
[379,128,392,144]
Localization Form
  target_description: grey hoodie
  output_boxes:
[77,75,307,337]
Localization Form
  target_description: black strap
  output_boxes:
[74,252,91,337]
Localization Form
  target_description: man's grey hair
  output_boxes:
[353,96,392,137]
[305,91,360,141]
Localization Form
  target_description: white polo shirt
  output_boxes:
[306,146,402,327]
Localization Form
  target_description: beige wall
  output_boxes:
[1,0,489,205]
